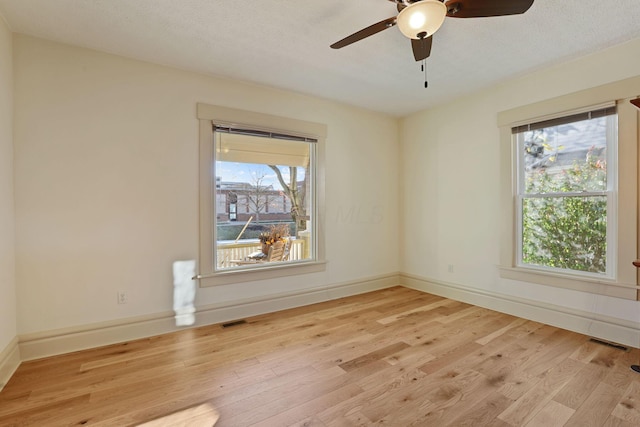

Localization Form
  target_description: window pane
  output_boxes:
[214,131,314,270]
[520,116,608,194]
[521,195,607,273]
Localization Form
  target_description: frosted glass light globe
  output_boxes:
[396,0,447,39]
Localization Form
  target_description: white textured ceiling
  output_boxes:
[1,0,640,116]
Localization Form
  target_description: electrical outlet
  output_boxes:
[117,291,128,304]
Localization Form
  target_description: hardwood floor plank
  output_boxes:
[338,342,410,372]
[497,357,585,426]
[418,339,483,375]
[1,287,637,427]
[376,298,458,325]
[0,393,91,426]
[569,339,604,363]
[315,353,434,422]
[475,318,529,346]
[217,365,369,426]
[135,402,221,427]
[611,380,640,425]
[524,400,575,427]
[250,383,363,427]
[445,391,514,427]
[602,349,640,390]
[287,416,327,427]
[521,330,588,378]
[323,410,371,427]
[564,382,625,427]
[404,369,487,426]
[602,414,640,427]
[553,346,619,410]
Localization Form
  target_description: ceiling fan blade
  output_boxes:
[411,36,433,61]
[445,0,534,18]
[330,16,397,49]
[631,98,640,109]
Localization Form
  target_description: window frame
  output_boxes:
[197,103,326,287]
[497,77,640,300]
[513,106,617,279]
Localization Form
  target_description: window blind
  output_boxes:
[213,124,317,143]
[511,105,617,134]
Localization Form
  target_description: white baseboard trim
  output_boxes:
[18,273,400,361]
[0,336,21,391]
[400,273,640,349]
[12,271,637,375]
[194,272,399,327]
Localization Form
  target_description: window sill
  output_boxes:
[498,266,638,300]
[198,260,327,287]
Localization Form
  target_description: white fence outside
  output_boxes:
[216,239,305,269]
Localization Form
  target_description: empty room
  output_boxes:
[1,1,640,425]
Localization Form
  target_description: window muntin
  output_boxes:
[213,128,316,271]
[514,107,617,277]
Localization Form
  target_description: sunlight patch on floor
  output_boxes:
[137,403,219,426]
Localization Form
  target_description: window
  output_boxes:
[197,104,326,286]
[214,128,315,269]
[514,106,617,278]
[497,78,639,300]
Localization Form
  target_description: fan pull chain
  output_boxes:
[422,59,428,88]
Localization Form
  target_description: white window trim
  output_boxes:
[197,103,326,287]
[497,76,640,300]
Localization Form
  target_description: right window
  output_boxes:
[499,83,639,300]
[514,106,617,278]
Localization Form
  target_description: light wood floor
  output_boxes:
[1,286,639,426]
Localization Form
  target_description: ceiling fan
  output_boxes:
[331,0,535,62]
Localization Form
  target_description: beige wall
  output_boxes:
[10,30,640,344]
[13,35,400,335]
[401,38,640,322]
[0,16,16,353]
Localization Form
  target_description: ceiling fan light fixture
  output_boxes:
[396,0,447,40]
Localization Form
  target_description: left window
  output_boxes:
[197,104,326,286]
